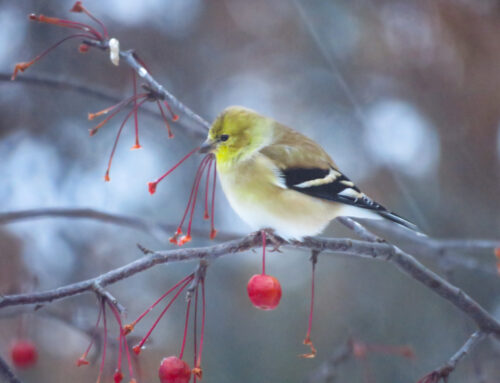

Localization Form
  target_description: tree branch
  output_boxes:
[0,356,23,383]
[0,207,240,243]
[417,331,487,383]
[0,72,207,140]
[335,218,500,334]
[81,40,210,133]
[1,231,499,342]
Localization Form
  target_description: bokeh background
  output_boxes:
[0,0,499,382]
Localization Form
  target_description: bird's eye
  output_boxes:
[220,134,229,142]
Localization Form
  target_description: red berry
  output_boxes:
[247,274,282,310]
[158,356,191,383]
[10,340,38,369]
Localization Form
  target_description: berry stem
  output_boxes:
[127,273,194,331]
[196,279,206,370]
[29,14,102,41]
[209,159,217,240]
[148,146,200,194]
[193,286,199,383]
[108,303,123,381]
[71,2,109,39]
[203,158,213,220]
[96,299,107,383]
[104,97,148,181]
[77,299,103,366]
[133,275,194,352]
[131,70,141,150]
[174,155,212,244]
[89,93,147,136]
[301,253,318,359]
[12,33,95,80]
[261,230,267,275]
[178,296,192,360]
[183,156,212,242]
[108,301,136,380]
[156,100,174,138]
[163,101,179,121]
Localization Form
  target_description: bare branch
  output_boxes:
[0,72,206,139]
[417,331,487,383]
[0,356,23,383]
[1,231,499,343]
[82,40,210,132]
[92,282,125,314]
[0,208,240,243]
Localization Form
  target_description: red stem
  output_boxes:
[104,97,148,181]
[134,275,194,351]
[96,299,107,383]
[178,296,192,360]
[210,159,217,239]
[156,100,174,138]
[12,33,95,80]
[261,230,267,275]
[196,279,206,368]
[174,155,211,240]
[185,156,212,238]
[203,159,213,220]
[78,301,103,365]
[130,273,194,327]
[305,260,316,341]
[78,5,109,39]
[108,303,123,376]
[131,70,140,149]
[193,287,199,383]
[149,146,200,189]
[30,14,102,40]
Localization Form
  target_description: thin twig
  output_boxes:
[0,72,207,140]
[0,356,23,383]
[417,331,487,383]
[0,208,494,273]
[82,41,211,132]
[92,282,125,314]
[0,208,240,243]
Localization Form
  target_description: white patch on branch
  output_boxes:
[109,38,120,66]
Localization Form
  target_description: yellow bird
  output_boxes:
[199,106,417,239]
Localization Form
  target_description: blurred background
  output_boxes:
[0,0,499,382]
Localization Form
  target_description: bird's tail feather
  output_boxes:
[377,210,420,232]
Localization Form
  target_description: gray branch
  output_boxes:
[0,207,240,243]
[417,331,486,382]
[1,230,499,341]
[82,39,210,133]
[0,356,23,383]
[0,72,206,140]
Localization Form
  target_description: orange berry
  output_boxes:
[247,274,282,310]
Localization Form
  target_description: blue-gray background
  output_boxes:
[0,1,499,382]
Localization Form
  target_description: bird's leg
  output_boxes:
[261,228,286,253]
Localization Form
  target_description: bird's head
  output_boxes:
[199,106,273,167]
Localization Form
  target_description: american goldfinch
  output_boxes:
[199,106,417,239]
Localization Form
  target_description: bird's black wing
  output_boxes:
[281,167,418,230]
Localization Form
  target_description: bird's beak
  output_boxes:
[198,139,216,154]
